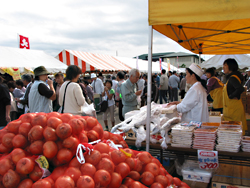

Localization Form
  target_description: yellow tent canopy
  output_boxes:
[148,0,250,54]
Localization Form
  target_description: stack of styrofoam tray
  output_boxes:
[241,136,250,152]
[193,128,217,150]
[216,125,242,152]
[171,124,196,148]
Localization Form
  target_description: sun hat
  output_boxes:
[189,63,203,78]
[34,66,50,77]
[91,73,97,78]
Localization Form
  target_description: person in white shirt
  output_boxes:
[91,73,104,96]
[111,76,118,91]
[168,63,209,122]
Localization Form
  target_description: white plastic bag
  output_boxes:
[81,102,96,118]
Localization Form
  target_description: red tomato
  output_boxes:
[155,175,169,187]
[111,149,126,165]
[47,112,61,119]
[140,171,154,186]
[2,169,20,188]
[0,158,15,176]
[144,162,160,176]
[93,142,110,154]
[80,163,96,178]
[87,130,99,142]
[60,113,74,123]
[69,157,81,169]
[94,170,111,187]
[29,140,44,155]
[0,129,9,142]
[28,125,44,142]
[123,148,135,158]
[57,148,73,164]
[12,134,28,148]
[103,131,110,140]
[43,127,58,141]
[78,132,88,143]
[127,171,140,181]
[166,174,173,185]
[0,143,11,153]
[181,181,190,188]
[120,185,128,188]
[125,158,136,171]
[29,164,43,181]
[150,182,164,188]
[32,179,52,188]
[31,114,47,127]
[92,124,104,139]
[43,141,58,159]
[11,148,26,164]
[19,122,32,137]
[134,158,143,173]
[100,153,112,160]
[47,117,62,129]
[8,120,21,134]
[50,166,68,181]
[119,140,129,148]
[110,134,120,144]
[16,157,35,175]
[64,167,81,184]
[55,175,75,188]
[123,177,134,187]
[85,150,101,166]
[129,181,145,188]
[138,152,152,164]
[2,133,15,148]
[108,172,122,188]
[97,158,115,174]
[20,113,35,123]
[77,118,87,130]
[77,175,95,188]
[159,166,167,176]
[86,117,98,129]
[56,123,72,140]
[68,119,84,135]
[62,136,79,153]
[173,177,182,186]
[115,162,130,179]
[18,178,33,188]
[151,158,161,167]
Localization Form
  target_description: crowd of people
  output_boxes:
[0,58,249,133]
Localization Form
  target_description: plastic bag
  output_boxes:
[81,102,96,118]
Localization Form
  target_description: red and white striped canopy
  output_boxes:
[56,50,131,72]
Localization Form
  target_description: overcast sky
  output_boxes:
[0,0,211,59]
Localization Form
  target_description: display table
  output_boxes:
[126,140,250,166]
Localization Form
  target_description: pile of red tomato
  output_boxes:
[0,112,190,188]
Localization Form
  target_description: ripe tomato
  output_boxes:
[77,175,95,188]
[77,118,87,130]
[0,158,15,175]
[68,119,84,135]
[159,166,167,176]
[31,114,47,127]
[43,127,58,141]
[173,177,182,186]
[47,117,62,129]
[119,140,129,148]
[11,148,26,164]
[78,132,88,143]
[129,181,145,188]
[29,140,44,155]
[56,123,72,140]
[50,166,68,181]
[0,129,9,142]
[93,142,110,154]
[138,152,152,164]
[55,175,75,188]
[127,171,140,181]
[43,141,58,159]
[64,167,81,184]
[32,179,52,188]
[18,179,33,188]
[155,175,169,187]
[85,150,101,166]
[20,113,35,123]
[144,162,160,177]
[111,150,126,165]
[115,162,130,179]
[57,148,73,164]
[151,158,161,167]
[123,148,135,158]
[62,136,79,153]
[12,134,28,148]
[87,130,99,142]
[110,134,120,144]
[134,158,143,173]
[2,133,15,148]
[86,117,98,129]
[16,157,35,174]
[28,125,44,142]
[120,185,128,188]
[181,182,190,188]
[0,143,11,153]
[29,164,43,181]
[47,112,61,119]
[2,169,20,188]
[92,124,103,139]
[123,177,134,187]
[100,153,112,160]
[150,182,164,188]
[69,157,81,169]
[8,120,21,134]
[125,158,135,171]
[80,163,96,178]
[94,170,111,187]
[103,131,110,140]
[60,113,74,123]
[166,174,173,185]
[19,122,32,137]
[97,158,115,174]
[140,171,154,186]
[108,172,122,188]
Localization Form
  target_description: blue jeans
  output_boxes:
[159,90,168,104]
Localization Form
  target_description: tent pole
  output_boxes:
[146,25,153,152]
[199,54,201,64]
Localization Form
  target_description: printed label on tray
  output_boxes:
[198,150,218,169]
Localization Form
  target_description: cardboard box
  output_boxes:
[212,182,250,188]
[183,180,209,188]
[124,129,162,142]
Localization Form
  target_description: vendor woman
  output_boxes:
[168,63,209,122]
[222,58,247,135]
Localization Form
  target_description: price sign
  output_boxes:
[198,150,218,169]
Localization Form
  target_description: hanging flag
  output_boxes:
[159,58,162,71]
[19,35,30,49]
[136,56,139,70]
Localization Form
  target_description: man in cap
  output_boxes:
[29,66,56,113]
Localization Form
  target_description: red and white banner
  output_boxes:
[19,35,30,49]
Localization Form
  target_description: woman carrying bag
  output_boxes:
[59,65,85,115]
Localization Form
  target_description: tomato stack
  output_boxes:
[0,112,190,188]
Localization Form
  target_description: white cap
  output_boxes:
[90,73,97,78]
[188,63,203,78]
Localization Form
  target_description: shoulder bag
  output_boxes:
[59,81,71,113]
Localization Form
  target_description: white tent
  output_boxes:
[201,54,250,70]
[115,56,183,73]
[0,46,68,73]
